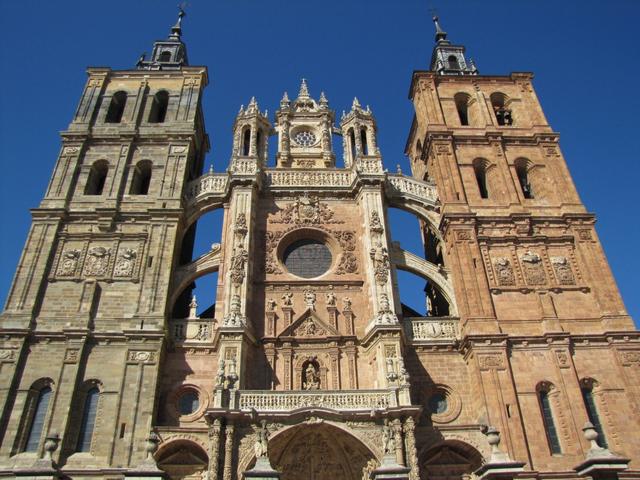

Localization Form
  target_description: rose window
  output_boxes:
[293,130,317,147]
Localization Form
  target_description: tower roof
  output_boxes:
[137,8,189,71]
[428,15,477,76]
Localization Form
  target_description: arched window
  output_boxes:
[454,93,471,126]
[447,55,460,70]
[360,128,369,155]
[490,92,513,126]
[349,129,357,159]
[538,384,562,454]
[84,160,109,196]
[158,51,172,62]
[515,159,534,199]
[242,128,251,156]
[581,379,607,448]
[257,130,263,159]
[148,91,169,123]
[105,91,127,123]
[24,386,52,452]
[130,160,152,195]
[76,387,99,452]
[473,159,489,199]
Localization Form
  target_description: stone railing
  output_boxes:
[235,389,398,412]
[404,317,459,342]
[170,319,213,342]
[266,169,355,188]
[184,173,229,202]
[386,174,438,204]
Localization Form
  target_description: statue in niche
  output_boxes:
[266,298,277,312]
[281,292,293,307]
[230,245,248,284]
[215,359,226,388]
[382,419,396,455]
[370,242,390,284]
[326,291,337,307]
[302,362,320,390]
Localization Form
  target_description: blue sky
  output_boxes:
[0,1,638,324]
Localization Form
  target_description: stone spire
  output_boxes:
[169,7,186,40]
[298,78,310,99]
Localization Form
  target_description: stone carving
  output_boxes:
[303,290,316,310]
[551,256,575,285]
[281,292,293,307]
[57,249,81,277]
[494,257,515,286]
[185,173,228,201]
[387,174,438,203]
[620,351,640,365]
[83,246,111,277]
[478,354,505,370]
[266,170,354,188]
[234,213,248,239]
[271,193,343,224]
[64,349,79,363]
[128,351,155,363]
[407,318,459,341]
[326,292,337,307]
[294,317,326,337]
[0,349,15,361]
[303,363,321,390]
[577,229,592,241]
[254,420,269,458]
[370,242,390,285]
[375,293,397,324]
[223,294,244,327]
[336,252,358,275]
[266,298,277,312]
[114,248,137,277]
[521,251,546,285]
[215,359,226,387]
[382,419,396,455]
[229,245,248,285]
[264,231,284,274]
[398,358,410,385]
[342,297,352,311]
[370,211,384,234]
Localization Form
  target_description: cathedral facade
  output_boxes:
[0,12,638,480]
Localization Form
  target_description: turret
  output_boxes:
[230,97,271,169]
[339,97,380,169]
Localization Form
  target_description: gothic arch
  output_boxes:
[239,422,378,480]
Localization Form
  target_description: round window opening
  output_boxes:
[178,391,200,416]
[428,392,448,414]
[283,239,332,278]
[293,130,317,147]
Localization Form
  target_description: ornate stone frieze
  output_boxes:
[293,317,326,337]
[127,350,157,364]
[270,194,344,225]
[266,169,355,188]
[520,250,546,285]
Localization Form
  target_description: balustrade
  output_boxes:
[235,389,398,412]
[404,317,459,342]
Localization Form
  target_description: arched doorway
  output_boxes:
[156,440,208,480]
[419,440,483,480]
[247,423,378,480]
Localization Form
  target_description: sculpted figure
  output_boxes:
[281,292,293,307]
[254,420,269,458]
[326,291,337,307]
[266,298,277,312]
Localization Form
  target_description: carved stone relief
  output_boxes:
[57,249,82,277]
[270,194,344,225]
[83,246,111,277]
[113,248,137,277]
[551,256,575,285]
[520,251,546,285]
[370,242,390,285]
[493,257,515,286]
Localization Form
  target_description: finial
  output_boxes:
[238,104,244,114]
[341,110,346,120]
[298,78,310,98]
[319,91,328,103]
[171,6,187,38]
[432,15,448,43]
[209,164,214,174]
[352,97,361,109]
[396,164,402,174]
[366,105,371,113]
[281,91,290,103]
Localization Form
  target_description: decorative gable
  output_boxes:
[278,308,339,339]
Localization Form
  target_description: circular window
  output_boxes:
[283,239,332,278]
[428,392,448,414]
[293,130,317,147]
[178,391,199,416]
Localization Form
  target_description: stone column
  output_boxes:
[208,418,222,480]
[223,422,235,480]
[403,417,419,480]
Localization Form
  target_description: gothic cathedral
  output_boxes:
[0,11,638,480]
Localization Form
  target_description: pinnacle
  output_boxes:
[298,78,310,98]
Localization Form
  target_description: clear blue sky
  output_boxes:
[0,0,638,324]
